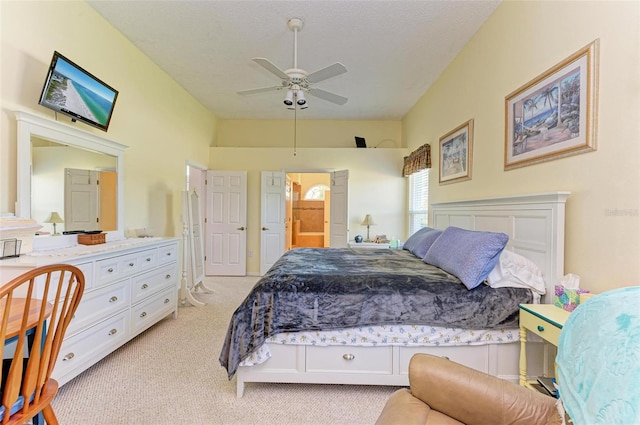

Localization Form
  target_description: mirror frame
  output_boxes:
[15,111,127,248]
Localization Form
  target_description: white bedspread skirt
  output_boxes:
[240,324,519,367]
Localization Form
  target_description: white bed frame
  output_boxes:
[235,192,570,397]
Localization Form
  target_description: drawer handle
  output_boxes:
[165,274,171,279]
[129,262,135,267]
[109,296,118,303]
[164,298,170,304]
[62,353,75,361]
[166,252,172,256]
[537,325,545,332]
[140,311,147,318]
[142,283,149,289]
[109,328,118,336]
[108,267,114,273]
[146,257,152,262]
[342,354,355,361]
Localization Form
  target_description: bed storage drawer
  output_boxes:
[306,345,393,374]
[398,345,489,374]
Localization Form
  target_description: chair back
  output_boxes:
[0,264,84,424]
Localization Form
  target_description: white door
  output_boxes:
[205,171,247,276]
[329,170,349,247]
[260,171,286,275]
[64,168,99,231]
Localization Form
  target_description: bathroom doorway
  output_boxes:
[286,172,331,249]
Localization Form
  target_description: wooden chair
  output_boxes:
[1,264,84,425]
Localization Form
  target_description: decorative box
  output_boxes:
[78,233,106,245]
[554,285,589,312]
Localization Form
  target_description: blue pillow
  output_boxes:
[403,227,434,252]
[411,229,442,259]
[423,227,509,290]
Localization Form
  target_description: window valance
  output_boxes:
[402,143,431,177]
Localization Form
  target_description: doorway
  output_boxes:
[286,172,331,249]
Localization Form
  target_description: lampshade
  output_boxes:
[45,212,64,224]
[361,214,376,226]
[296,90,307,106]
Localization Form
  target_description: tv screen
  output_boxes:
[38,51,118,132]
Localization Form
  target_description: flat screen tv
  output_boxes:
[38,51,118,132]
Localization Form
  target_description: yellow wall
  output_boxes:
[218,119,402,148]
[403,1,640,293]
[1,1,217,237]
[210,147,407,273]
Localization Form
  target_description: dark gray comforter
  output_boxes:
[219,248,531,379]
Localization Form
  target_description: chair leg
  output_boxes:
[41,405,59,425]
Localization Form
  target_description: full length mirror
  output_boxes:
[16,111,127,246]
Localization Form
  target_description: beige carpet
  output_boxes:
[52,276,400,424]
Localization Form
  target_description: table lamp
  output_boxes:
[361,214,376,242]
[46,211,64,236]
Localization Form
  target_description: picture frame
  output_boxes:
[439,119,473,184]
[505,40,599,170]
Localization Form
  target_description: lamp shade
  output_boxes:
[45,212,64,224]
[361,214,376,226]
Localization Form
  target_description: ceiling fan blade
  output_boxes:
[309,88,348,105]
[252,57,289,80]
[307,62,347,83]
[237,86,282,95]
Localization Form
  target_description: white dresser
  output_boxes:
[0,237,179,386]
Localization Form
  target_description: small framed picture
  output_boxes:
[439,119,473,184]
[505,40,598,170]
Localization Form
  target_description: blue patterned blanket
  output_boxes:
[219,248,531,378]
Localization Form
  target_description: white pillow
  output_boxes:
[487,250,546,297]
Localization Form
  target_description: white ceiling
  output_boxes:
[87,0,500,120]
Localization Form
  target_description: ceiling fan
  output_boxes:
[237,18,348,108]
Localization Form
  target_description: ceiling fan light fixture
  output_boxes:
[296,90,307,106]
[283,89,294,106]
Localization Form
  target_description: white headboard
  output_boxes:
[431,192,570,303]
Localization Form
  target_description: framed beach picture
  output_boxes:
[439,119,473,184]
[505,40,599,170]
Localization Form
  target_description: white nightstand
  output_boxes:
[348,241,390,249]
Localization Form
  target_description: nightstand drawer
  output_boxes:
[520,308,562,345]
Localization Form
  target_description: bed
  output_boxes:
[221,192,569,397]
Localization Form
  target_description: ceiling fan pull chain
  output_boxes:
[293,104,297,156]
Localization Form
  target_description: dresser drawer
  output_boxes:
[66,279,130,337]
[520,308,562,345]
[130,287,176,335]
[94,248,159,287]
[130,263,177,304]
[306,345,393,374]
[158,243,178,264]
[54,311,129,380]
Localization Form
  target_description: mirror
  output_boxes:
[16,111,127,246]
[31,138,117,232]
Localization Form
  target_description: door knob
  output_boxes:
[237,226,245,231]
[262,227,269,231]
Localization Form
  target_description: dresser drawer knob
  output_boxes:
[441,356,450,360]
[166,252,172,256]
[109,328,118,336]
[537,325,545,332]
[146,257,152,262]
[109,296,118,303]
[165,274,171,279]
[164,298,170,304]
[108,267,114,273]
[140,311,147,318]
[342,354,355,361]
[62,353,75,361]
[129,262,134,267]
[142,283,149,289]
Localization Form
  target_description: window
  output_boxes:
[408,169,429,235]
[304,184,330,200]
